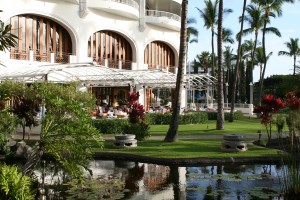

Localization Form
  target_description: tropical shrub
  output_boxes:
[254,95,285,141]
[285,91,300,146]
[0,110,17,155]
[0,164,34,200]
[0,81,104,181]
[272,114,286,138]
[125,92,150,141]
[93,118,128,135]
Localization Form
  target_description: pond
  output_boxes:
[34,160,284,200]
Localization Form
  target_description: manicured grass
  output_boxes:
[97,139,280,159]
[149,118,265,136]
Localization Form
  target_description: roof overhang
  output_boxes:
[0,62,216,89]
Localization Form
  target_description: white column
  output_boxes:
[118,60,122,70]
[139,0,146,32]
[50,52,55,63]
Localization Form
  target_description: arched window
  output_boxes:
[88,30,132,70]
[144,41,175,73]
[10,14,72,63]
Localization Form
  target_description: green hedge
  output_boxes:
[145,112,208,125]
[207,110,244,120]
[93,119,128,135]
[93,111,243,134]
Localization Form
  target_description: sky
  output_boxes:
[187,0,300,82]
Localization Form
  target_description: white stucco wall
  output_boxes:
[0,0,187,109]
[0,0,180,69]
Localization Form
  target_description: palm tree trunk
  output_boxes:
[293,54,296,75]
[258,9,269,106]
[229,0,247,122]
[216,0,224,130]
[251,32,259,84]
[211,28,215,77]
[164,0,188,142]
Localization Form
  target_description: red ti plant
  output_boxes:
[254,94,285,141]
[127,91,145,124]
[285,92,300,146]
[125,91,149,141]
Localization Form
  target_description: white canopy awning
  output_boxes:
[0,62,216,89]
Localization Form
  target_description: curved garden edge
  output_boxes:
[93,152,282,166]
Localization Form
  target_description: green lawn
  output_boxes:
[97,118,283,159]
[98,139,280,159]
[149,118,265,136]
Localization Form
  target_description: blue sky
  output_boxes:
[187,0,300,82]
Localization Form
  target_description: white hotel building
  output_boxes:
[0,0,215,111]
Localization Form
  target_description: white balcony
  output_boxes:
[145,10,181,31]
[88,0,139,20]
[60,0,79,4]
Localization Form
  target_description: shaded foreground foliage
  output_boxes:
[0,81,103,181]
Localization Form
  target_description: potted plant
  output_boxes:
[115,91,150,141]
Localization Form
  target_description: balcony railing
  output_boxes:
[54,52,70,64]
[10,49,30,60]
[111,0,139,9]
[33,50,50,62]
[146,10,181,22]
[147,64,176,74]
[10,49,71,64]
[93,57,132,70]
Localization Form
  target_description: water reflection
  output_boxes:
[35,160,282,199]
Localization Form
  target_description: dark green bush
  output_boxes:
[93,119,128,135]
[207,110,244,120]
[123,122,150,141]
[145,112,208,125]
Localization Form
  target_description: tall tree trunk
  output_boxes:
[229,0,247,122]
[293,54,296,75]
[164,0,188,142]
[216,0,224,130]
[251,31,259,84]
[258,8,269,106]
[211,28,215,77]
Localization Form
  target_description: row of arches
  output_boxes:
[9,14,176,71]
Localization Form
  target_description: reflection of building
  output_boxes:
[0,0,216,110]
[144,164,170,192]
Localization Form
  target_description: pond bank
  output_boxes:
[93,151,282,166]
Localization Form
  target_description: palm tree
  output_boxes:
[255,47,273,82]
[187,18,199,44]
[196,0,232,77]
[278,38,300,75]
[242,4,265,83]
[229,0,247,122]
[223,46,234,84]
[0,20,18,52]
[252,0,294,105]
[196,0,218,77]
[221,27,234,44]
[186,17,199,73]
[216,0,224,130]
[164,0,188,142]
[242,39,257,103]
[193,51,211,73]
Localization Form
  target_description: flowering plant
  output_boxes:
[254,94,285,141]
[123,91,150,141]
[285,92,300,146]
[127,92,145,124]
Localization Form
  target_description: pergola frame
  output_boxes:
[0,62,216,89]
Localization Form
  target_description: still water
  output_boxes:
[35,160,283,200]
